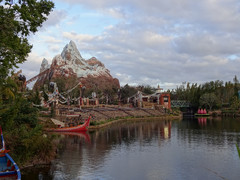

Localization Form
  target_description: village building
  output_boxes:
[128,85,171,109]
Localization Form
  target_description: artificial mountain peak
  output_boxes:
[61,40,84,62]
[34,40,120,91]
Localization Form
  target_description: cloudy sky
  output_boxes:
[19,0,240,90]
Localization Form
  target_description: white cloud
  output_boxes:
[62,32,95,42]
[19,0,240,89]
[49,44,61,52]
[18,52,45,80]
[43,9,67,27]
[43,36,63,44]
[58,20,240,87]
[104,7,127,19]
[174,33,240,56]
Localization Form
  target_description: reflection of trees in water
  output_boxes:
[177,117,240,146]
[92,120,172,147]
[50,132,91,179]
[50,120,172,178]
[85,120,172,172]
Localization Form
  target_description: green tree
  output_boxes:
[0,0,54,166]
[137,85,155,95]
[0,0,54,126]
[33,89,41,105]
[233,75,240,97]
[199,93,219,111]
[0,0,54,81]
[230,96,239,109]
[120,84,137,103]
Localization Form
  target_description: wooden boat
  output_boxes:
[47,115,92,132]
[0,127,21,180]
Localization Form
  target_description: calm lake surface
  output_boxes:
[22,117,240,180]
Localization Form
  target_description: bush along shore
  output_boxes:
[0,98,57,168]
[207,109,240,117]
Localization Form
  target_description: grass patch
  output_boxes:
[90,116,136,126]
[222,109,239,113]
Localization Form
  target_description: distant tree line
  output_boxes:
[112,77,240,111]
[170,76,240,110]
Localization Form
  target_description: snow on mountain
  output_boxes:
[50,40,111,78]
[34,40,120,91]
[40,58,50,73]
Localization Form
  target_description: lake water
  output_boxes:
[22,117,240,180]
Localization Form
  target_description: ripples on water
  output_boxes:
[22,118,240,180]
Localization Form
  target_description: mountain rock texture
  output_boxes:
[34,41,120,92]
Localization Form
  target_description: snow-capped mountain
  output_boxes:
[34,41,119,91]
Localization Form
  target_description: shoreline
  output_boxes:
[21,115,182,170]
[48,106,181,129]
[22,114,181,170]
[88,115,182,130]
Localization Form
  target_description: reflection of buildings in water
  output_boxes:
[163,121,171,139]
[158,120,171,146]
[164,124,170,139]
[198,118,207,127]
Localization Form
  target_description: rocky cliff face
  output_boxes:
[34,41,120,91]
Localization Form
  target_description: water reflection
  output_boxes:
[178,117,240,149]
[22,118,240,180]
[49,120,172,179]
[198,117,207,127]
[49,131,91,180]
[92,120,172,144]
[53,132,91,144]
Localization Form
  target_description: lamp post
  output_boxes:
[79,83,82,109]
[79,83,86,109]
[118,89,121,106]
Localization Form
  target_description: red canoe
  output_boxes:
[47,115,91,132]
